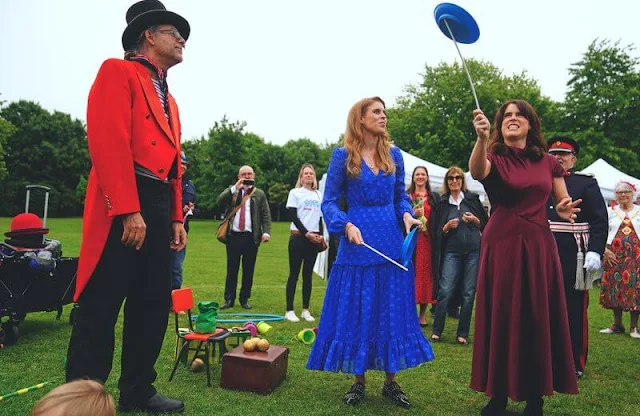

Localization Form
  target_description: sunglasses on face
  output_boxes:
[447,175,463,181]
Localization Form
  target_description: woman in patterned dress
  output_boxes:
[599,180,640,339]
[306,97,434,408]
[407,166,439,326]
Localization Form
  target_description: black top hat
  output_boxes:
[548,136,580,156]
[122,0,190,51]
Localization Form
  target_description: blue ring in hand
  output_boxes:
[433,2,480,44]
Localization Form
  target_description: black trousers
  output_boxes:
[66,176,172,404]
[224,232,259,303]
[286,234,318,310]
[564,279,589,372]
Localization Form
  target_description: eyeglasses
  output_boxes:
[447,175,463,181]
[155,28,184,41]
[616,191,632,195]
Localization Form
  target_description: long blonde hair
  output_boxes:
[344,96,395,177]
[295,163,318,190]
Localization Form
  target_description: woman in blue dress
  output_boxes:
[306,97,434,408]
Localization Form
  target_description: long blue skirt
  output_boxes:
[306,263,434,374]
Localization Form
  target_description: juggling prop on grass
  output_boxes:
[0,382,51,401]
[434,2,481,109]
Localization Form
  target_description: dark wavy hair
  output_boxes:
[488,99,548,161]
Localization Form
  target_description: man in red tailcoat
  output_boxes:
[66,1,189,413]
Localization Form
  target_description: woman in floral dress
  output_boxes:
[599,180,640,339]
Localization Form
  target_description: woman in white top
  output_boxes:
[284,164,324,322]
[599,180,640,338]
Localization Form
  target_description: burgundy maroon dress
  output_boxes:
[470,147,579,401]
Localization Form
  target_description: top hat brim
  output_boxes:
[434,3,480,44]
[122,9,190,51]
[4,227,49,238]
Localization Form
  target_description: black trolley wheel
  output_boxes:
[1,321,19,345]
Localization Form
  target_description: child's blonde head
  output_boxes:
[31,379,115,416]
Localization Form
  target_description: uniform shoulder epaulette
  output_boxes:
[573,171,594,177]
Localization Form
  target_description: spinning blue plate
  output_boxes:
[400,226,419,268]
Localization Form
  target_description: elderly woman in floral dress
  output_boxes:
[599,180,640,339]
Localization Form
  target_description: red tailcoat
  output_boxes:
[75,59,183,301]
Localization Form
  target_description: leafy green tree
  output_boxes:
[0,100,89,216]
[267,182,290,221]
[562,39,640,175]
[0,116,15,182]
[281,138,326,186]
[387,59,559,169]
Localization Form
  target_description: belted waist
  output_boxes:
[136,174,170,194]
[549,221,592,291]
[549,221,589,233]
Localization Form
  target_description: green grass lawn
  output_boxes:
[0,218,637,415]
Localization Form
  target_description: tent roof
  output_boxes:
[580,158,640,201]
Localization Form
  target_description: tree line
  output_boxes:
[0,39,638,219]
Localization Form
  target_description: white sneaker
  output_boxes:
[630,328,640,339]
[301,310,315,322]
[284,311,300,322]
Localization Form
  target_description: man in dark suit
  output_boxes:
[217,165,271,309]
[547,136,608,380]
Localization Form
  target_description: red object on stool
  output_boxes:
[168,288,230,387]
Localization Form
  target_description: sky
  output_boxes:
[1,0,639,146]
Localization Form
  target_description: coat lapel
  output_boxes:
[135,65,176,145]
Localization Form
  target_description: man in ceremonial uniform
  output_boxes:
[547,136,608,379]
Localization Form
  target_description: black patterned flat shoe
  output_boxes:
[382,381,411,408]
[343,382,365,405]
[480,396,507,416]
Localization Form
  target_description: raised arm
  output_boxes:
[469,109,492,180]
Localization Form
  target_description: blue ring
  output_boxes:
[191,313,284,323]
[433,3,480,44]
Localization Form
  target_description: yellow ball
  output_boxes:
[243,339,257,352]
[257,339,270,352]
[191,358,204,372]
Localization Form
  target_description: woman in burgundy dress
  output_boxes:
[468,100,581,415]
[407,166,439,326]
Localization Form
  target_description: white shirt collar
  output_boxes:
[449,192,465,206]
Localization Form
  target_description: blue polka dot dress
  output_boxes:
[306,147,434,374]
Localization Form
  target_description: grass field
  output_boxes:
[0,217,637,415]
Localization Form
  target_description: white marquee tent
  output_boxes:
[580,158,640,202]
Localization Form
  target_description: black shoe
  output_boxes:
[343,382,365,405]
[523,397,543,416]
[480,396,507,416]
[240,301,252,310]
[382,381,411,408]
[220,300,234,310]
[119,393,185,413]
[576,370,583,380]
